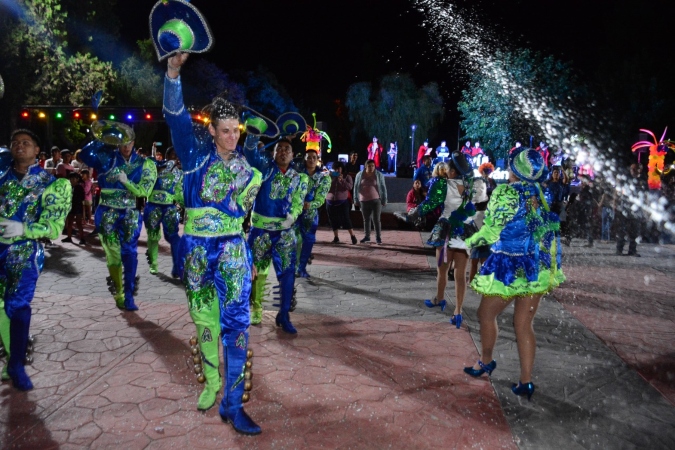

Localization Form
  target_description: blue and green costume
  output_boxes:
[80,143,157,311]
[294,168,330,277]
[243,143,308,330]
[0,159,71,390]
[164,74,263,432]
[144,159,183,277]
[418,176,477,262]
[465,182,565,299]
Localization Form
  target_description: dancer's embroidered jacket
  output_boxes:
[0,165,71,245]
[465,182,565,298]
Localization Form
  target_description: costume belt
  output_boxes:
[148,190,173,205]
[100,189,136,209]
[184,207,242,237]
[251,212,290,231]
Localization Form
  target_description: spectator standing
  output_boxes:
[326,161,357,244]
[81,169,94,224]
[55,149,75,178]
[413,155,433,188]
[354,159,388,244]
[344,152,360,180]
[62,172,86,245]
[44,146,61,175]
[72,149,89,173]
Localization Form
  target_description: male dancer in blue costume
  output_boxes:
[164,52,263,435]
[294,149,330,278]
[244,139,308,331]
[81,136,157,311]
[144,147,183,277]
[0,129,71,390]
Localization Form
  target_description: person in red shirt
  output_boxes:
[460,140,472,158]
[536,141,550,168]
[417,140,429,167]
[367,136,383,170]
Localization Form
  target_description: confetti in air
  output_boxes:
[413,0,674,233]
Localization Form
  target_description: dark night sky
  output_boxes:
[119,0,675,125]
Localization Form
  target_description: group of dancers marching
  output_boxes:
[0,0,565,437]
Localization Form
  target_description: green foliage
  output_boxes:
[345,73,444,164]
[62,119,87,146]
[110,53,162,106]
[458,48,584,160]
[1,0,116,106]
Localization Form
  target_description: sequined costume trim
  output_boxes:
[184,207,243,237]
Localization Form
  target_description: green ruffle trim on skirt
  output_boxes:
[470,268,566,300]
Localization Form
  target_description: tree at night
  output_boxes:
[346,73,444,164]
[0,0,116,107]
[458,49,584,160]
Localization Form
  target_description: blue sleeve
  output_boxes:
[79,140,116,173]
[163,74,206,172]
[242,135,267,173]
[413,168,421,182]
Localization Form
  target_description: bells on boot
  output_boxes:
[189,336,206,384]
[272,285,297,312]
[242,349,254,403]
[25,335,35,365]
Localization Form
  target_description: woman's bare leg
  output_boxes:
[472,295,512,368]
[451,250,469,315]
[435,248,450,301]
[512,294,542,383]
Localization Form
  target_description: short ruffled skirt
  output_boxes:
[470,244,492,260]
[427,218,469,250]
[470,252,566,300]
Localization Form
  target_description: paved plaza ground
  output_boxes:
[1,225,674,449]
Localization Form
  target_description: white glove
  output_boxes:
[0,219,25,238]
[280,213,295,229]
[117,171,128,184]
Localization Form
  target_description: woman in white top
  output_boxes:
[414,153,475,328]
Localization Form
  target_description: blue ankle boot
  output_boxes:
[8,307,33,391]
[219,331,261,435]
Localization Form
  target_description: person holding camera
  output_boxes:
[326,161,357,244]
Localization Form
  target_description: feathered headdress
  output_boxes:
[300,113,332,156]
[631,128,675,190]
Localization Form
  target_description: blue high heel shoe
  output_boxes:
[463,360,497,378]
[511,381,535,400]
[450,313,462,329]
[424,299,447,311]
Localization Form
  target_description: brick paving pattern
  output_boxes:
[1,226,674,449]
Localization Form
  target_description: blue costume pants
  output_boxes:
[178,234,252,332]
[0,241,43,318]
[97,206,143,307]
[295,210,319,275]
[248,228,296,314]
[143,202,181,275]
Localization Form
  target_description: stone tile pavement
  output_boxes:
[0,227,674,448]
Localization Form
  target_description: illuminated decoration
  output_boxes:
[146,113,152,120]
[38,112,46,119]
[631,128,675,190]
[127,114,133,120]
[91,113,98,120]
[21,111,29,119]
[109,114,116,120]
[55,112,63,119]
[74,112,81,119]
[300,113,332,155]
